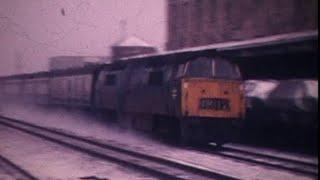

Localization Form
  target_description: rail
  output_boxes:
[0,115,238,180]
[208,143,318,177]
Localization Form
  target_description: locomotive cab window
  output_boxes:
[148,71,163,86]
[213,60,241,80]
[185,57,212,77]
[185,57,241,80]
[105,74,117,86]
[171,63,186,80]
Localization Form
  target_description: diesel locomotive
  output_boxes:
[0,51,245,145]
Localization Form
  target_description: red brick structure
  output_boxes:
[166,0,318,50]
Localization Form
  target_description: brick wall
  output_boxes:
[166,0,318,50]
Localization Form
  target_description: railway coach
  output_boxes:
[48,65,100,108]
[0,72,50,104]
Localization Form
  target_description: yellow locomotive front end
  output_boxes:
[181,78,245,119]
[177,57,245,145]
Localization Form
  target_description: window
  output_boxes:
[148,71,163,86]
[185,58,212,77]
[171,63,186,79]
[105,74,117,86]
[213,60,241,80]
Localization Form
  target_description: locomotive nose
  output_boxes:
[181,78,245,119]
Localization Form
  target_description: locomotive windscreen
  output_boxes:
[213,59,241,80]
[185,57,241,80]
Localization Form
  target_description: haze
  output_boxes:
[0,0,166,76]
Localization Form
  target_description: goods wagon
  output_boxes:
[244,79,318,145]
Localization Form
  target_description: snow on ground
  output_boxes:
[0,102,314,180]
[0,125,154,179]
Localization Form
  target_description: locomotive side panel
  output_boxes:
[99,71,122,110]
[122,64,170,115]
[122,65,147,113]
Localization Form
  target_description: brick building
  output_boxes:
[166,0,318,50]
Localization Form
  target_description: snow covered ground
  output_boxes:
[0,102,313,180]
[0,125,154,179]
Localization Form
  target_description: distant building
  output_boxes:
[49,56,111,70]
[166,0,318,50]
[111,35,158,60]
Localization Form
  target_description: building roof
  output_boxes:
[1,31,317,80]
[113,35,154,47]
[118,30,318,61]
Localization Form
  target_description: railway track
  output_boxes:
[0,154,36,180]
[0,115,237,180]
[208,143,318,177]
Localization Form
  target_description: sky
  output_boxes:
[0,0,166,76]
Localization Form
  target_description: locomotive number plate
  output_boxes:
[199,98,230,111]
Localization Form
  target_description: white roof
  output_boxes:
[114,36,153,47]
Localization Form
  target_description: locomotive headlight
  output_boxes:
[183,82,189,89]
[233,83,244,93]
[239,84,244,91]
